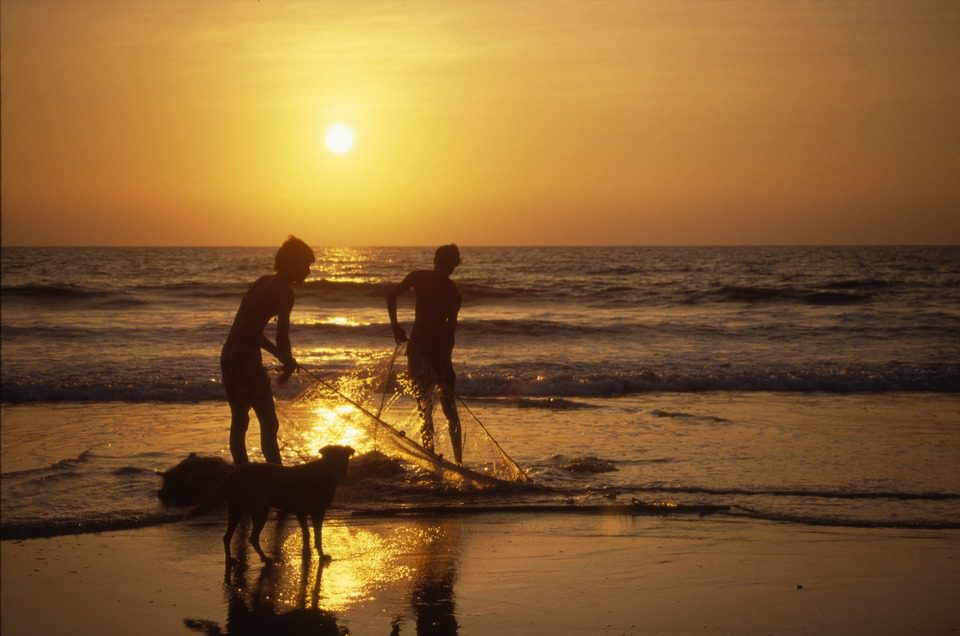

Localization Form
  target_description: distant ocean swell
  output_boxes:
[2,284,120,299]
[0,282,253,307]
[1,324,224,340]
[0,279,929,306]
[0,284,152,308]
[0,280,504,303]
[698,285,876,305]
[3,362,958,403]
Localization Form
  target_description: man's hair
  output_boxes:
[274,236,315,274]
[434,244,461,269]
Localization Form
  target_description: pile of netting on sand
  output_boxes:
[274,344,527,491]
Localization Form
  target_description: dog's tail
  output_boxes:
[183,473,232,520]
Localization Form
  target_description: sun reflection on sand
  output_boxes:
[261,522,452,613]
[286,526,412,611]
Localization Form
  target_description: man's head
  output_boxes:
[275,236,315,283]
[433,244,461,276]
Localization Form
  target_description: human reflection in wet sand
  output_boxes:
[225,560,339,635]
[393,521,461,636]
[185,520,343,636]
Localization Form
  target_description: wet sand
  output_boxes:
[2,512,958,635]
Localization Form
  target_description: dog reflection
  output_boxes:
[185,553,340,636]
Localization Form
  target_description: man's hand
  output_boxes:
[277,360,298,386]
[392,324,408,344]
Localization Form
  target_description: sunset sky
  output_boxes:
[2,0,958,246]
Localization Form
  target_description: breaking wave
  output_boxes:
[3,361,958,403]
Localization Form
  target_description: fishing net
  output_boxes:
[278,344,527,488]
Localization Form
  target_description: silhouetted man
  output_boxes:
[387,244,463,464]
[221,236,314,465]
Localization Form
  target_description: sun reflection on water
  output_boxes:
[308,404,375,455]
[312,248,381,286]
[296,315,368,327]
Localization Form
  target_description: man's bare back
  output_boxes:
[225,274,295,361]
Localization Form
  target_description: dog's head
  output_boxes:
[318,445,356,479]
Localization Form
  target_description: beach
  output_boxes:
[2,394,959,635]
[3,246,959,634]
[4,511,959,635]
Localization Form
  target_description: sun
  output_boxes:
[325,123,355,154]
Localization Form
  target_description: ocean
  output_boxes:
[2,246,959,538]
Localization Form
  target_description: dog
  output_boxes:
[188,445,355,565]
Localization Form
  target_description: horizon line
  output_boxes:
[2,243,958,249]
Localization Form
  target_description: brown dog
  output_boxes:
[189,445,355,565]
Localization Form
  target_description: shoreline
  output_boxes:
[3,513,959,635]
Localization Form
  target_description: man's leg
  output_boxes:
[228,400,251,465]
[437,360,462,464]
[407,344,437,453]
[418,392,436,453]
[252,396,282,465]
[438,387,462,464]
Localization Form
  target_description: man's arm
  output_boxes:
[266,288,297,383]
[386,273,415,343]
[442,293,461,354]
[260,335,280,358]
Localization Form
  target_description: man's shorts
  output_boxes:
[220,344,272,408]
[407,341,455,395]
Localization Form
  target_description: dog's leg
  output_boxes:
[297,513,311,558]
[223,504,241,565]
[311,509,329,561]
[249,510,272,564]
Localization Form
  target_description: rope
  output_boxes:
[372,343,402,452]
[376,343,402,420]
[455,396,529,482]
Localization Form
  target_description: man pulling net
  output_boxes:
[387,244,464,465]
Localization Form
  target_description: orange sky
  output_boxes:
[2,1,958,246]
